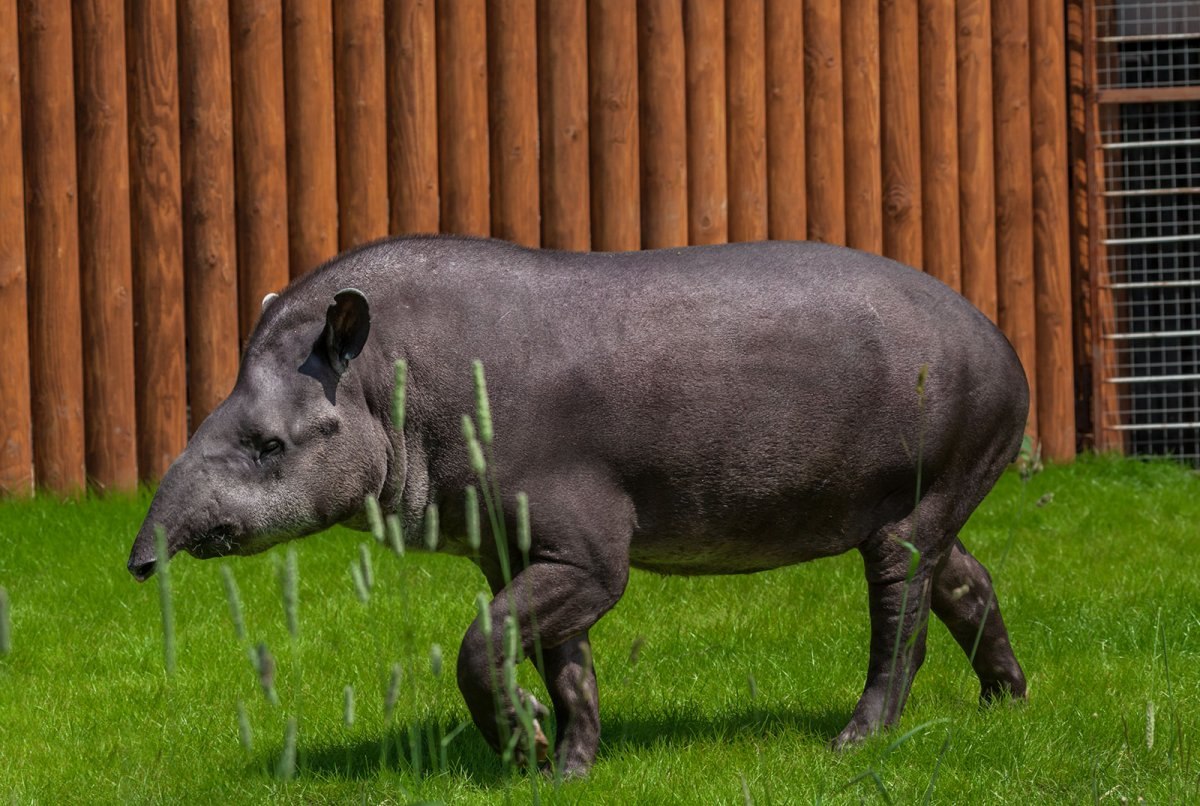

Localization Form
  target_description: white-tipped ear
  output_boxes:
[261,292,279,312]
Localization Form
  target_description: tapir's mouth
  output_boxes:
[184,525,238,560]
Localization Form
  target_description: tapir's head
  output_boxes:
[127,288,393,581]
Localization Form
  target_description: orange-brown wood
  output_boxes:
[231,0,290,344]
[0,0,32,495]
[684,0,727,245]
[284,0,338,274]
[589,0,640,251]
[956,0,998,320]
[488,0,541,247]
[1031,0,1074,461]
[841,0,881,254]
[335,0,389,250]
[437,0,490,236]
[1066,0,1091,447]
[179,0,241,431]
[638,0,688,248]
[992,0,1038,438]
[803,0,845,245]
[880,0,922,268]
[537,0,589,250]
[73,1,138,492]
[918,0,960,291]
[765,0,805,242]
[387,0,440,235]
[18,0,86,494]
[126,0,189,480]
[726,0,767,242]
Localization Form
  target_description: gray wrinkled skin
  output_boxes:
[128,236,1028,776]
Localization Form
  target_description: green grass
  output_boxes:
[0,454,1196,803]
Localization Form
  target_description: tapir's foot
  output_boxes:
[508,693,551,768]
[980,672,1028,705]
[831,716,877,751]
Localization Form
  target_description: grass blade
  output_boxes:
[0,586,10,656]
[219,565,246,642]
[153,526,175,676]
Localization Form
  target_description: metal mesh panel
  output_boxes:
[1095,2,1200,466]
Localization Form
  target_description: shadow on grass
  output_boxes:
[290,703,851,783]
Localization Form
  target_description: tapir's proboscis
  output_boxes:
[128,236,1028,776]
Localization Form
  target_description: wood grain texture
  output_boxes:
[335,0,389,249]
[765,0,805,242]
[231,0,290,344]
[589,0,640,250]
[73,0,138,492]
[284,0,338,273]
[537,0,589,250]
[437,0,490,236]
[992,0,1038,438]
[684,0,727,245]
[918,0,960,290]
[18,0,86,494]
[956,0,997,320]
[1030,0,1074,461]
[0,0,32,495]
[880,0,922,267]
[488,0,541,247]
[179,0,240,431]
[725,0,767,242]
[126,0,188,480]
[803,0,844,245]
[638,0,688,248]
[1066,0,1090,446]
[841,0,881,254]
[387,0,439,235]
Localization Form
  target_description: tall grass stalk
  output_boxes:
[276,716,297,780]
[392,359,408,433]
[220,566,246,642]
[153,527,175,676]
[0,586,10,656]
[236,701,253,754]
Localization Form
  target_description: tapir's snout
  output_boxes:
[127,531,159,582]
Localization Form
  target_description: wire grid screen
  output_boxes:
[1100,97,1200,464]
[1095,0,1200,89]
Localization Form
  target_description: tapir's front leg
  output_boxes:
[457,561,627,776]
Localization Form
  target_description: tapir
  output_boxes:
[128,236,1028,776]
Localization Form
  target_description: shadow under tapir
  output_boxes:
[128,236,1028,777]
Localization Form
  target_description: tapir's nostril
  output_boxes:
[128,558,157,582]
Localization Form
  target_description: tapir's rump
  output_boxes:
[130,236,1028,775]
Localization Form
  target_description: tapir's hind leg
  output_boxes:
[931,539,1027,701]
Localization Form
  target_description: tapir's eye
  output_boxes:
[258,439,284,461]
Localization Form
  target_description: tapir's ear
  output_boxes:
[261,292,279,312]
[321,288,371,376]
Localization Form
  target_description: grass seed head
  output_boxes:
[916,364,929,398]
[516,492,531,553]
[219,565,246,643]
[392,359,408,434]
[344,685,355,729]
[1146,700,1155,750]
[465,486,481,551]
[153,526,175,676]
[0,586,10,656]
[384,662,403,721]
[504,615,520,662]
[385,514,404,556]
[476,592,492,637]
[424,503,440,551]
[350,561,370,604]
[364,495,385,544]
[430,643,443,678]
[236,701,253,752]
[276,717,297,780]
[280,548,300,639]
[358,543,375,590]
[471,359,493,445]
[254,642,278,705]
[462,415,486,476]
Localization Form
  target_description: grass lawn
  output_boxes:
[0,455,1197,803]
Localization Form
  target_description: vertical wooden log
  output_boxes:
[537,0,589,250]
[179,0,240,430]
[880,0,922,267]
[726,0,767,242]
[841,0,881,254]
[284,0,338,274]
[1066,0,1091,446]
[231,0,290,343]
[73,1,138,492]
[684,0,727,245]
[18,1,86,494]
[589,0,640,251]
[993,0,1037,438]
[803,0,844,245]
[956,0,997,320]
[488,0,540,247]
[127,0,188,480]
[335,0,388,250]
[638,0,688,248]
[918,0,960,290]
[1030,0,1074,461]
[388,0,439,235]
[437,0,490,236]
[765,0,805,241]
[0,0,32,495]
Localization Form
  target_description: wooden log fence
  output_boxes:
[1,0,1078,495]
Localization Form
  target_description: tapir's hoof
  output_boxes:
[533,716,549,764]
[512,695,551,768]
[830,718,876,751]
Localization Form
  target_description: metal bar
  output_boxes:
[1106,374,1200,384]
[1103,280,1200,289]
[1104,329,1200,340]
[1102,233,1199,245]
[1097,86,1200,104]
[1106,422,1200,432]
[1096,32,1200,44]
[1100,138,1200,150]
[1101,187,1200,197]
